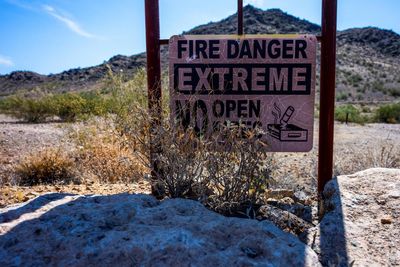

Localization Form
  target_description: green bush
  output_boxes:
[336,92,348,101]
[387,88,400,97]
[0,95,55,123]
[79,91,109,116]
[335,104,367,124]
[374,103,400,123]
[372,81,385,93]
[52,93,86,122]
[0,68,152,123]
[0,91,112,122]
[348,73,363,87]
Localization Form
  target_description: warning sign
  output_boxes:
[169,35,317,152]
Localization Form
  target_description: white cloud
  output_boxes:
[5,0,36,11]
[244,0,265,7]
[42,5,96,39]
[0,55,14,66]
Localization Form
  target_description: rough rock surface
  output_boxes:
[303,168,400,267]
[0,193,321,266]
[258,204,314,236]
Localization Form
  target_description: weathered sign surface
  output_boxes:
[169,35,317,152]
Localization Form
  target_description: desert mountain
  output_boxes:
[1,5,399,102]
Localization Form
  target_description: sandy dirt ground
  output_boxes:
[1,114,399,208]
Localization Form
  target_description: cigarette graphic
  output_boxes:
[280,106,295,127]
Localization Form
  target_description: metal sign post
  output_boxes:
[144,0,162,183]
[238,0,243,35]
[144,0,337,196]
[318,0,337,194]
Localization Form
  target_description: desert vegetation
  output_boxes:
[333,102,400,124]
[15,148,77,186]
[2,90,398,126]
[0,67,399,218]
[0,69,279,216]
[334,139,400,176]
[375,102,400,123]
[0,90,109,123]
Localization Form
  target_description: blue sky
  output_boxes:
[0,0,399,75]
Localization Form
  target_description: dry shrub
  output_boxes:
[15,148,77,186]
[107,72,276,206]
[334,140,400,175]
[0,164,16,186]
[113,96,276,210]
[104,66,277,207]
[68,118,148,184]
[204,125,275,211]
[152,126,209,198]
[76,142,146,184]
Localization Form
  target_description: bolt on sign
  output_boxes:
[169,35,317,152]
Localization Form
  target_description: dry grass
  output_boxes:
[11,118,149,186]
[68,118,148,184]
[334,139,400,175]
[15,148,77,186]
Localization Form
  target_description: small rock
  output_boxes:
[294,190,311,204]
[266,189,294,199]
[258,204,314,235]
[266,198,278,205]
[375,197,386,205]
[381,217,392,224]
[281,197,295,205]
[27,192,40,197]
[388,191,400,199]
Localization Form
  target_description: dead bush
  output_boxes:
[152,126,210,198]
[114,99,276,209]
[203,125,276,213]
[98,69,276,208]
[15,148,77,186]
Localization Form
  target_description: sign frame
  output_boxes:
[144,0,337,198]
[168,34,318,152]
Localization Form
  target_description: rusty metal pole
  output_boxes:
[318,0,337,194]
[238,0,243,35]
[145,0,162,183]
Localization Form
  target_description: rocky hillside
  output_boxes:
[1,5,399,102]
[187,7,320,35]
[0,54,146,97]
